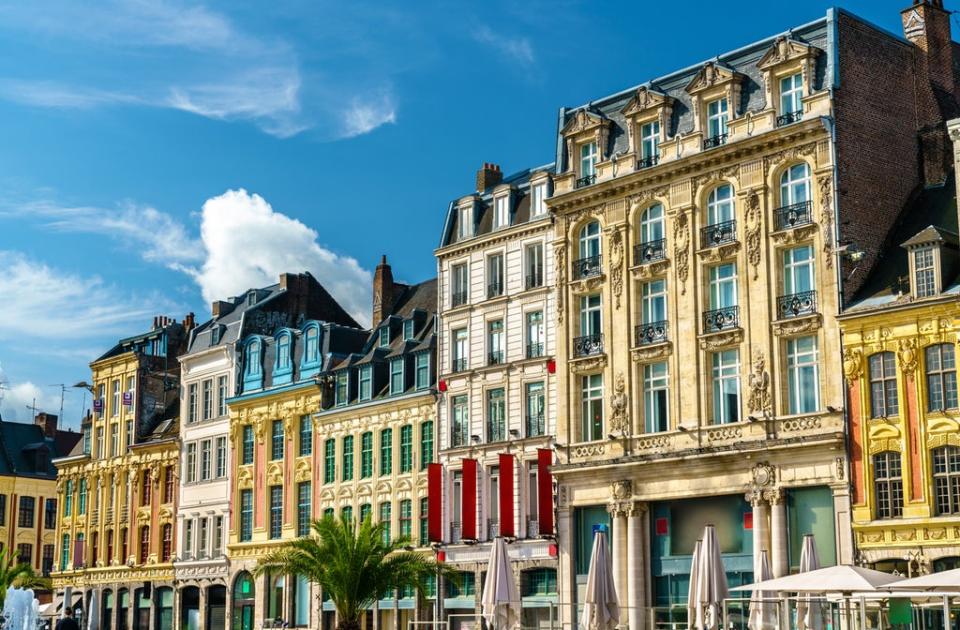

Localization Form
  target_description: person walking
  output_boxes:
[57,608,80,630]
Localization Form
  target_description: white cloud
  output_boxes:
[340,90,397,138]
[472,25,535,66]
[0,79,140,109]
[0,379,63,423]
[190,190,372,326]
[0,250,172,341]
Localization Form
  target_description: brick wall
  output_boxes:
[835,13,921,301]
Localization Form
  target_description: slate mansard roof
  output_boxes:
[0,416,81,479]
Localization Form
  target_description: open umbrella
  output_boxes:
[580,526,619,630]
[687,540,703,630]
[796,535,823,630]
[731,565,900,593]
[696,525,729,630]
[481,537,521,630]
[748,550,776,630]
[887,568,960,591]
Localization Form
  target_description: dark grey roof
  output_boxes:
[901,225,959,247]
[0,416,81,478]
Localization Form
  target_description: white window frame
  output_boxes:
[531,182,547,217]
[579,141,598,177]
[914,248,937,298]
[580,373,604,442]
[780,73,804,114]
[640,120,660,160]
[709,263,738,310]
[707,185,734,225]
[493,195,509,229]
[579,294,602,337]
[783,246,815,296]
[641,280,667,325]
[786,336,820,414]
[639,204,665,244]
[712,350,741,424]
[706,98,729,138]
[643,361,669,433]
[780,163,810,206]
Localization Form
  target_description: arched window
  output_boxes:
[780,163,811,206]
[245,340,261,376]
[304,326,319,364]
[706,185,735,226]
[868,352,898,418]
[925,344,957,412]
[639,204,665,244]
[276,333,291,369]
[578,221,601,259]
[932,446,960,515]
[138,526,150,564]
[873,451,903,519]
[233,572,255,630]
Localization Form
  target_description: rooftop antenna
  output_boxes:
[25,398,42,418]
[48,384,67,422]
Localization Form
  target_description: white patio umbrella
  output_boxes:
[731,565,900,593]
[748,550,776,630]
[481,537,521,630]
[580,527,619,630]
[86,588,100,630]
[695,525,729,630]
[887,568,960,591]
[796,534,823,630]
[687,540,703,630]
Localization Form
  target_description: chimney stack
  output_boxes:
[34,412,58,439]
[476,162,503,193]
[211,301,231,318]
[902,0,956,185]
[372,255,395,326]
[183,312,196,332]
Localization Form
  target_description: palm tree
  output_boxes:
[0,548,50,607]
[254,515,456,630]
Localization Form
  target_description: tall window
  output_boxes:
[18,496,35,528]
[932,446,960,515]
[161,524,172,562]
[44,499,56,529]
[526,382,545,437]
[420,421,434,469]
[379,429,393,476]
[458,205,472,239]
[581,374,603,442]
[110,423,119,458]
[415,353,430,390]
[488,320,504,364]
[112,380,121,417]
[780,163,810,206]
[96,427,104,459]
[487,388,506,442]
[64,482,72,517]
[379,327,390,348]
[140,471,150,506]
[780,73,803,115]
[79,479,88,514]
[202,379,212,420]
[579,294,602,337]
[783,246,815,296]
[241,425,254,465]
[531,182,547,217]
[527,464,539,531]
[297,482,312,537]
[60,534,69,570]
[390,358,404,395]
[786,336,819,414]
[304,326,319,364]
[869,352,900,418]
[361,432,373,478]
[874,451,903,519]
[452,263,468,306]
[487,253,504,297]
[706,98,728,139]
[200,440,212,480]
[579,221,602,260]
[83,425,91,455]
[419,497,430,546]
[399,499,412,539]
[188,383,198,423]
[914,248,937,298]
[335,371,349,405]
[709,264,738,310]
[451,395,469,448]
[342,436,354,481]
[712,350,741,424]
[641,280,667,324]
[452,328,468,371]
[324,440,335,484]
[269,486,283,539]
[245,340,261,376]
[525,242,544,288]
[489,466,500,536]
[643,362,669,433]
[399,425,413,473]
[360,503,372,524]
[164,465,175,503]
[926,344,957,411]
[493,195,509,229]
[271,420,284,460]
[379,502,392,544]
[139,526,150,564]
[277,334,291,369]
[198,518,208,557]
[216,437,226,477]
[640,120,660,162]
[299,415,312,456]
[527,311,544,358]
[707,185,734,225]
[359,365,373,401]
[239,490,253,541]
[639,204,665,245]
[580,141,598,177]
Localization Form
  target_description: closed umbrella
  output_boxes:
[796,535,823,630]
[481,537,521,630]
[580,526,619,630]
[86,589,100,630]
[687,540,703,630]
[748,550,776,630]
[696,525,729,630]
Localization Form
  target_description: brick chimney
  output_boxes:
[183,312,196,332]
[34,412,58,439]
[211,300,231,318]
[372,255,395,326]
[476,162,502,193]
[902,0,956,185]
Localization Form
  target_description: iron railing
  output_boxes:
[634,238,666,264]
[488,351,504,366]
[702,306,740,332]
[635,321,669,346]
[638,154,659,169]
[575,174,596,189]
[703,133,728,149]
[451,290,468,307]
[526,342,544,359]
[777,110,803,127]
[701,220,737,248]
[777,290,817,319]
[487,282,503,298]
[573,254,602,279]
[573,333,604,358]
[775,200,813,230]
[451,358,467,373]
[526,414,545,437]
[525,268,544,289]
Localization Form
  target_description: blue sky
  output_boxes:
[0,0,918,428]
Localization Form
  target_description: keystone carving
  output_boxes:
[751,462,775,487]
[611,480,633,500]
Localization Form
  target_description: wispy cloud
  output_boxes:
[340,90,397,138]
[472,25,535,67]
[0,79,140,109]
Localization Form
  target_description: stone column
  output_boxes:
[748,490,769,570]
[627,502,647,630]
[607,504,628,625]
[556,507,575,630]
[768,490,788,578]
[171,588,180,630]
[146,587,156,630]
[198,586,208,630]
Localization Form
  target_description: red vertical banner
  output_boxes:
[462,458,478,540]
[499,453,515,537]
[537,448,554,536]
[427,463,443,543]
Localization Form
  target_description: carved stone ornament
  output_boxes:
[631,258,670,280]
[751,462,775,487]
[771,224,818,246]
[819,175,835,268]
[842,348,863,381]
[699,329,743,350]
[674,210,691,294]
[747,350,772,414]
[609,372,629,434]
[897,338,919,379]
[611,480,633,500]
[745,191,762,279]
[554,246,566,323]
[610,227,625,309]
[572,443,605,458]
[570,355,608,374]
[570,274,605,294]
[697,241,741,263]
[772,313,822,337]
[631,341,672,363]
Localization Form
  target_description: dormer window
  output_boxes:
[403,320,415,341]
[304,326,319,363]
[706,98,728,142]
[493,195,510,229]
[378,327,390,348]
[458,205,472,240]
[914,248,937,297]
[335,371,349,407]
[530,181,547,217]
[211,326,221,345]
[358,365,373,401]
[247,292,256,307]
[277,334,291,368]
[780,73,804,122]
[580,142,598,178]
[902,226,953,299]
[245,340,261,376]
[640,121,660,166]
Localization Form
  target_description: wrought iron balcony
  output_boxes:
[575,174,596,189]
[701,220,737,248]
[451,291,468,307]
[487,282,503,299]
[525,268,544,289]
[634,238,666,265]
[635,320,669,346]
[638,154,659,169]
[775,200,813,231]
[702,306,740,333]
[526,342,544,359]
[488,351,504,366]
[703,133,728,150]
[776,111,803,127]
[777,290,817,319]
[526,414,545,437]
[573,333,604,358]
[573,254,602,279]
[451,358,468,373]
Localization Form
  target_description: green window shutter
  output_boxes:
[380,429,393,476]
[400,425,413,473]
[361,432,373,478]
[342,435,354,481]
